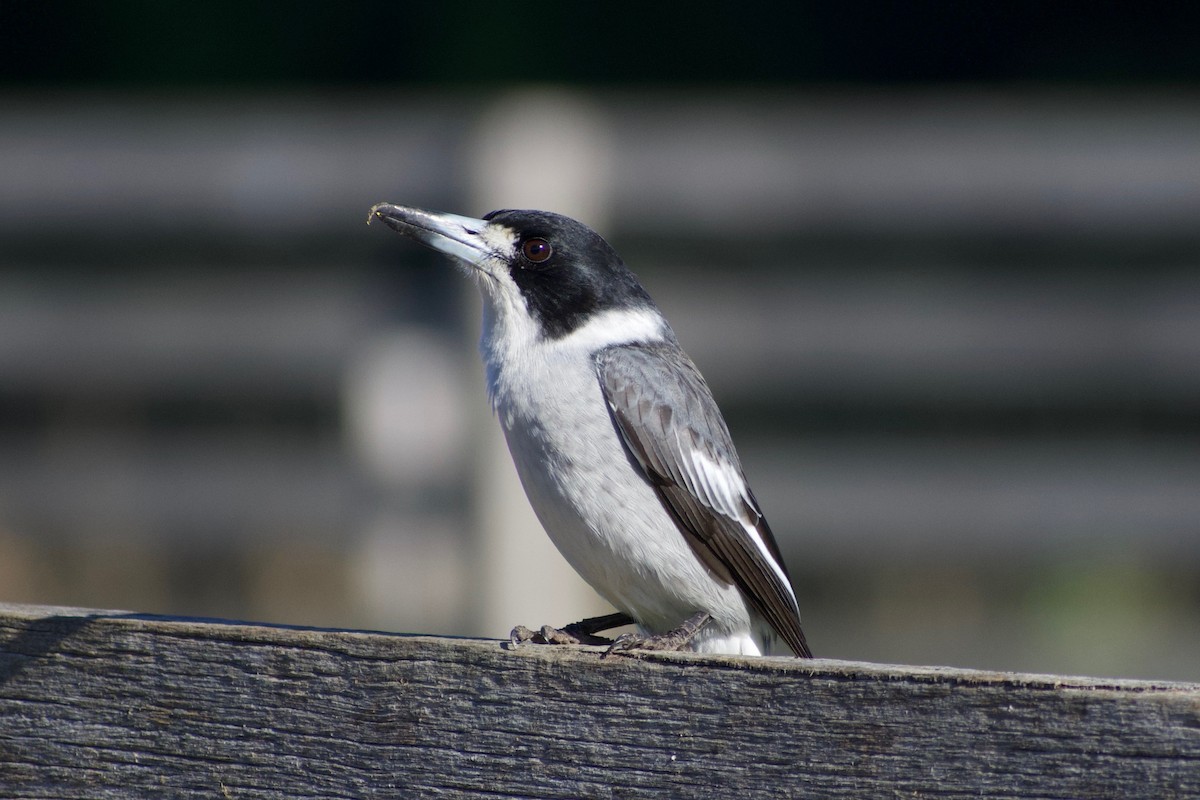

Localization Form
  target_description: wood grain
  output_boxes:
[1,603,1198,798]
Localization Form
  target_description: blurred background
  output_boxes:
[1,2,1199,681]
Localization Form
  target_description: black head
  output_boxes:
[480,209,655,339]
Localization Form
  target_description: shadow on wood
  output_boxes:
[1,602,1198,798]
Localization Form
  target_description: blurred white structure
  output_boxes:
[466,90,620,636]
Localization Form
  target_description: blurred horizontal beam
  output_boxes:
[611,91,1200,236]
[746,435,1200,565]
[0,270,371,399]
[662,269,1200,405]
[1,91,1198,237]
[0,433,363,543]
[3,431,1196,561]
[0,93,472,236]
[2,267,1198,406]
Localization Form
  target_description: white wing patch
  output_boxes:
[688,447,742,519]
[686,447,798,611]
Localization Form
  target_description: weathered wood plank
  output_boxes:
[1,603,1197,798]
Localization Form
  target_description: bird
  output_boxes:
[368,203,811,658]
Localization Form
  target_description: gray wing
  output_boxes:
[596,342,811,657]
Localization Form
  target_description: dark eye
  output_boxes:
[522,238,553,264]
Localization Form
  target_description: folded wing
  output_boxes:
[596,343,811,657]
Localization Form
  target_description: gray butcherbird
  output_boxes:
[369,203,811,658]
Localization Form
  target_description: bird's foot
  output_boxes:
[510,611,634,647]
[602,611,712,658]
[510,624,610,646]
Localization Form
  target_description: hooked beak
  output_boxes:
[368,203,493,267]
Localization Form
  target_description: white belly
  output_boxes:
[492,349,761,652]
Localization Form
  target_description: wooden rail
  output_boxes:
[1,603,1197,798]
